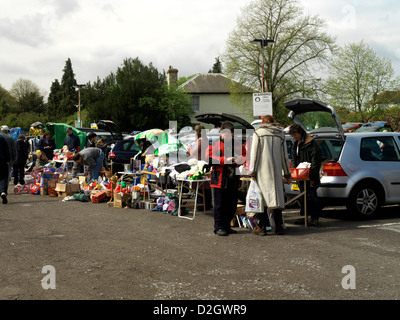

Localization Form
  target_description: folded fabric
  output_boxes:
[150,205,164,212]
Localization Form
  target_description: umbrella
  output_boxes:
[135,129,187,156]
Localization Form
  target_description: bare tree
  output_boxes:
[222,0,336,119]
[9,78,45,113]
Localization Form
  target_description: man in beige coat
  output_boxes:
[248,116,291,235]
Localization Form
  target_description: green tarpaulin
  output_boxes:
[45,122,87,150]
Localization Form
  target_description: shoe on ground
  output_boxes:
[309,219,319,227]
[252,225,267,236]
[1,192,7,204]
[215,229,228,236]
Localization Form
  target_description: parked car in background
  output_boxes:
[78,120,123,146]
[284,98,400,218]
[355,121,393,133]
[108,137,140,173]
[342,122,363,133]
[179,112,256,151]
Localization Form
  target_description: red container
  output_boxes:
[91,190,109,203]
[290,167,310,179]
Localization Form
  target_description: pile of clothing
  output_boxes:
[150,196,178,215]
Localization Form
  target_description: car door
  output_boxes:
[360,135,400,201]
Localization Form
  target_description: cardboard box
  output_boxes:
[40,173,59,195]
[114,192,132,208]
[231,204,246,227]
[114,193,123,208]
[55,183,81,198]
[78,176,87,183]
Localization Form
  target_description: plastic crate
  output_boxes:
[290,167,310,179]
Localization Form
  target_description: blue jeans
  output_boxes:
[89,150,104,182]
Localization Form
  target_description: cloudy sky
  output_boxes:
[1,0,399,96]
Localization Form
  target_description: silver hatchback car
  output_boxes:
[284,98,400,218]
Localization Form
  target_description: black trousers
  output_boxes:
[257,208,283,230]
[13,164,26,185]
[212,186,238,232]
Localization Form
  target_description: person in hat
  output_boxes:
[63,127,81,152]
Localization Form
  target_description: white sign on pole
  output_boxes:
[253,92,273,117]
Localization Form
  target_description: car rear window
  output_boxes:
[121,140,140,152]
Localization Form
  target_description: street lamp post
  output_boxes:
[302,78,321,98]
[250,38,274,93]
[73,84,86,127]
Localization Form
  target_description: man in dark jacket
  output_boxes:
[13,134,29,186]
[1,125,17,196]
[208,121,246,236]
[289,124,322,226]
[0,134,11,204]
[64,127,81,152]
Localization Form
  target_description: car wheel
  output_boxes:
[346,183,382,218]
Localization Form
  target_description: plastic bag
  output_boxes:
[245,179,263,213]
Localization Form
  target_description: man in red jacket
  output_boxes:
[208,121,246,236]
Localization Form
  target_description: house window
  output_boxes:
[191,96,200,112]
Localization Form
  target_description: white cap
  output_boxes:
[1,125,10,131]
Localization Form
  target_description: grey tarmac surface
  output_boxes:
[1,187,399,301]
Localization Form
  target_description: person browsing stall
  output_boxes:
[187,124,212,211]
[208,121,246,236]
[38,131,56,160]
[187,124,209,161]
[248,115,291,235]
[64,127,81,152]
[72,147,105,182]
[288,124,322,227]
[86,132,97,148]
[13,134,29,186]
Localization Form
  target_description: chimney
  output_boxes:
[167,65,178,88]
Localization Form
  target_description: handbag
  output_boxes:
[245,179,263,213]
